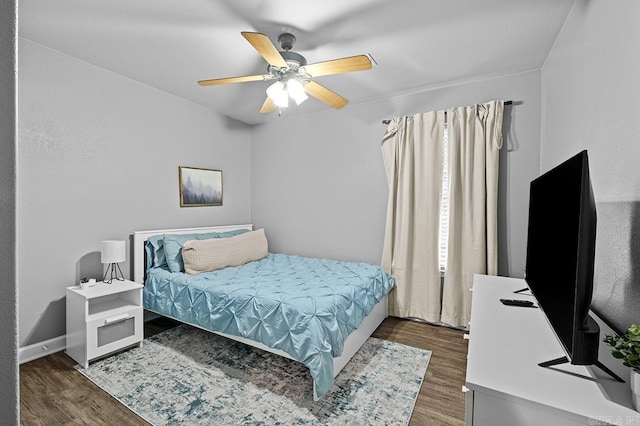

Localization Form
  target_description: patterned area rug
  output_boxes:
[77,325,431,425]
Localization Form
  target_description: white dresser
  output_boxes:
[465,274,638,426]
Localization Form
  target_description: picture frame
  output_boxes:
[178,166,223,207]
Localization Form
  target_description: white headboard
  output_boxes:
[131,224,253,284]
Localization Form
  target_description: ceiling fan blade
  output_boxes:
[197,74,270,86]
[241,32,288,68]
[299,55,372,77]
[304,80,349,109]
[260,97,276,114]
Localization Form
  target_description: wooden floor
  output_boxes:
[372,318,469,425]
[20,316,468,425]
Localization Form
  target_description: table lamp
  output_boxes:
[101,240,126,283]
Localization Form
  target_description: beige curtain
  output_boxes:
[441,100,503,327]
[381,101,503,328]
[381,111,445,321]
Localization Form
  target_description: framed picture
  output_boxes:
[178,166,223,207]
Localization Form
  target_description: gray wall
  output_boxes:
[18,39,253,347]
[542,0,640,332]
[0,0,18,421]
[541,0,640,198]
[252,71,543,278]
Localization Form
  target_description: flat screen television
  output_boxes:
[525,150,622,381]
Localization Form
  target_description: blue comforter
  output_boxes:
[143,253,395,398]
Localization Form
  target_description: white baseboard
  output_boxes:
[19,335,66,364]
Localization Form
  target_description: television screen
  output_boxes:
[525,150,599,365]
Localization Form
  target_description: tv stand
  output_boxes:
[538,356,625,383]
[465,275,637,426]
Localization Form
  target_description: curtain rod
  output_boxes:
[381,100,513,125]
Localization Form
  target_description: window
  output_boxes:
[438,126,449,272]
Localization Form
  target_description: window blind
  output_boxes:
[438,126,449,272]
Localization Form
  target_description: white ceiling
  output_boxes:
[19,0,575,125]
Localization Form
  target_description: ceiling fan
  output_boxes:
[197,32,373,113]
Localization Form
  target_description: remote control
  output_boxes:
[500,298,535,307]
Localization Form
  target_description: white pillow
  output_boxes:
[182,228,268,275]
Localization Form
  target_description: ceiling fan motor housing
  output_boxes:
[280,51,307,70]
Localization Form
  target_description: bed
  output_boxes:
[132,224,395,399]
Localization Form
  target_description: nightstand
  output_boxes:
[66,279,143,368]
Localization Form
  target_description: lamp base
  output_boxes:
[103,263,125,284]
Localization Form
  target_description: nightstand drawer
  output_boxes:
[87,307,142,360]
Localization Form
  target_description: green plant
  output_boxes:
[604,324,640,374]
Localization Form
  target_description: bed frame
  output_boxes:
[131,224,388,399]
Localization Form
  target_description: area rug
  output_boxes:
[76,324,431,425]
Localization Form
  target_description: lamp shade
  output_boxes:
[101,240,126,264]
[287,79,308,105]
[266,81,289,108]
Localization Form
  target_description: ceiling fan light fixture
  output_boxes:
[266,81,289,108]
[287,79,308,105]
[199,32,373,114]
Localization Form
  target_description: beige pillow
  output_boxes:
[182,228,268,275]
